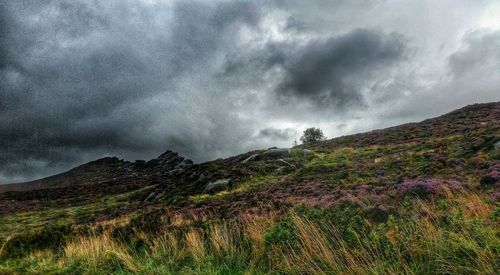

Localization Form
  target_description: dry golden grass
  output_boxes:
[209,223,236,255]
[147,231,186,263]
[63,233,138,272]
[457,192,494,219]
[91,215,132,229]
[0,239,6,258]
[184,229,206,262]
[244,220,268,264]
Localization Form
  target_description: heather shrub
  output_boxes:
[397,178,461,198]
[128,208,169,233]
[1,224,72,258]
[364,204,390,222]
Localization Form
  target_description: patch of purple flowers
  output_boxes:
[397,178,462,198]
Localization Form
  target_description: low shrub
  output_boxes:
[264,214,295,247]
[1,224,72,258]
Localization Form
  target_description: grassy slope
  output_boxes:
[0,102,499,274]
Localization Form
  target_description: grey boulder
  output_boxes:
[203,178,231,193]
[263,148,291,159]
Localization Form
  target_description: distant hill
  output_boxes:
[0,151,192,193]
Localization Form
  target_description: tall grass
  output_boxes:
[63,233,138,273]
[0,191,498,274]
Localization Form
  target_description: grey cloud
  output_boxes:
[448,30,500,77]
[272,0,377,34]
[267,29,407,108]
[168,1,260,72]
[0,6,9,69]
[257,128,297,141]
[378,29,500,125]
[284,16,307,32]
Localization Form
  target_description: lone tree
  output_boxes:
[300,127,326,145]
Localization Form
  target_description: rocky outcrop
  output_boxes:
[204,179,231,193]
[146,150,194,171]
[262,148,291,159]
[276,159,296,173]
[241,154,260,163]
[241,148,312,163]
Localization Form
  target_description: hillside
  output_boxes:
[0,102,498,274]
[0,151,194,193]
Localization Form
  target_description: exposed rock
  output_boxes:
[262,148,291,159]
[276,158,296,173]
[147,150,193,171]
[154,191,166,201]
[198,173,207,182]
[241,154,260,163]
[144,192,156,202]
[177,159,194,168]
[156,150,190,166]
[495,140,500,150]
[447,158,465,166]
[187,171,201,180]
[301,149,313,155]
[240,148,313,163]
[276,159,296,168]
[204,179,231,193]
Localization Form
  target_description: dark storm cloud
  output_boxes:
[0,0,262,182]
[266,29,406,108]
[0,5,9,69]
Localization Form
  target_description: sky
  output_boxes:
[1,0,500,183]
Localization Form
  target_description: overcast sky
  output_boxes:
[1,0,500,183]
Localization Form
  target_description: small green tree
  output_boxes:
[300,127,326,145]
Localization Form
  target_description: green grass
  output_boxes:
[0,186,156,239]
[189,174,281,205]
[0,190,497,274]
[295,134,495,188]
